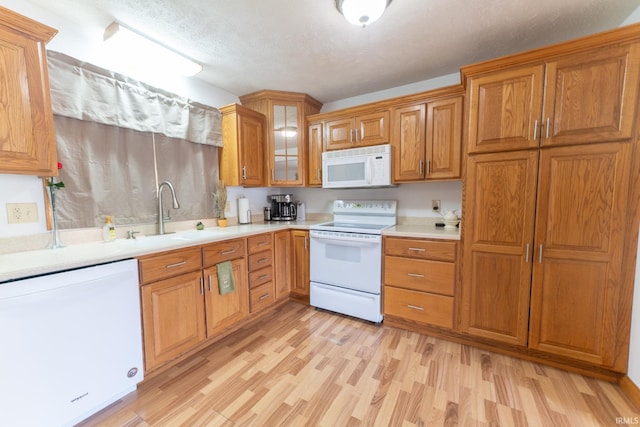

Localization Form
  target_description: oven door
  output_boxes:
[309,229,382,294]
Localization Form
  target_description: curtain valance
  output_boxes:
[46,51,222,147]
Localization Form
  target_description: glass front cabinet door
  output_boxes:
[239,90,323,187]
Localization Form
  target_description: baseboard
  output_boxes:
[619,376,640,410]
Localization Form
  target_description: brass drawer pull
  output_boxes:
[407,273,425,278]
[258,274,269,280]
[407,304,425,311]
[408,247,425,252]
[165,261,187,269]
[259,293,270,300]
[258,258,269,264]
[258,241,269,246]
[221,249,236,255]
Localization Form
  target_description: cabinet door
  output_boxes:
[308,122,323,186]
[466,64,545,154]
[0,23,57,175]
[528,143,631,367]
[204,258,249,337]
[270,103,303,186]
[356,110,390,146]
[141,271,206,371]
[291,230,310,302]
[541,43,640,147]
[238,111,265,186]
[460,150,538,346]
[393,104,426,182]
[325,118,355,150]
[274,230,291,299]
[426,96,462,179]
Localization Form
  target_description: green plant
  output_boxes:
[213,180,227,219]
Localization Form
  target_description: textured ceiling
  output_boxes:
[25,0,640,103]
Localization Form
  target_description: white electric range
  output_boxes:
[309,200,397,323]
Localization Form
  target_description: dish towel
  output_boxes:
[216,261,235,295]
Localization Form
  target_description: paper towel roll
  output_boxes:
[238,197,250,224]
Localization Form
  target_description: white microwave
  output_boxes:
[322,144,392,188]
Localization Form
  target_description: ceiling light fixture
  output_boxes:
[103,22,202,77]
[335,0,392,27]
[276,126,298,138]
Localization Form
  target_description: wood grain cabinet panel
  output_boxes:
[203,258,249,338]
[383,236,457,329]
[528,143,632,366]
[0,8,58,175]
[250,282,275,312]
[141,270,206,372]
[203,238,246,267]
[325,110,390,150]
[384,287,453,329]
[219,104,266,187]
[459,150,539,346]
[274,230,291,300]
[392,95,463,182]
[307,122,323,186]
[139,247,203,284]
[291,229,310,303]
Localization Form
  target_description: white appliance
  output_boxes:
[322,144,392,188]
[0,259,144,427]
[310,200,397,323]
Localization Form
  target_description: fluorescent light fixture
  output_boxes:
[335,0,392,27]
[103,22,202,77]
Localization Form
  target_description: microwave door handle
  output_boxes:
[366,157,373,184]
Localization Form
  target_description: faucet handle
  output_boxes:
[163,209,172,221]
[127,230,140,240]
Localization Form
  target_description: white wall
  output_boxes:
[321,73,461,113]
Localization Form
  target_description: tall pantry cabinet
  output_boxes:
[460,32,640,372]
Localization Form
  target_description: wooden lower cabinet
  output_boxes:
[203,258,249,338]
[247,233,275,312]
[383,237,456,329]
[274,230,292,299]
[141,270,206,372]
[290,229,310,302]
[461,142,634,371]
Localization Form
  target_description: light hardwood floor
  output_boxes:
[79,302,639,426]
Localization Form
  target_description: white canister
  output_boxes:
[238,197,250,224]
[296,202,306,221]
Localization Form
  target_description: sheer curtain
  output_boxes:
[46,52,221,229]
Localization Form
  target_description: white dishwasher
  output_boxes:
[0,258,144,427]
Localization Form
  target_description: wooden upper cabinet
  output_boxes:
[239,90,322,187]
[426,96,462,179]
[542,43,640,147]
[325,110,390,150]
[393,104,425,181]
[307,121,323,186]
[219,104,266,187]
[466,42,640,154]
[459,150,539,346]
[0,7,58,175]
[466,64,545,154]
[528,143,632,368]
[393,94,462,182]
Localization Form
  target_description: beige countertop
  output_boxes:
[0,219,459,283]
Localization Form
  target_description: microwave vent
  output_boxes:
[323,143,391,159]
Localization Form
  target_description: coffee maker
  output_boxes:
[267,194,297,221]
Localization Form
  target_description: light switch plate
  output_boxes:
[6,203,39,224]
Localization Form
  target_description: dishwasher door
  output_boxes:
[0,259,143,427]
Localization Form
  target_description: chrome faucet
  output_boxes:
[157,181,180,235]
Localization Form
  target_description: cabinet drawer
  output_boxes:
[384,286,453,328]
[249,267,273,288]
[384,256,454,296]
[139,247,202,284]
[203,238,246,267]
[248,251,273,271]
[248,233,272,254]
[250,282,275,312]
[385,237,456,262]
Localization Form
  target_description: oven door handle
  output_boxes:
[310,233,380,246]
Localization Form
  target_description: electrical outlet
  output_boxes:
[7,203,39,224]
[432,199,441,212]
